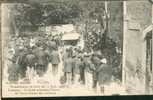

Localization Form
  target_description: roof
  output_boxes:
[62,32,80,40]
[143,24,152,39]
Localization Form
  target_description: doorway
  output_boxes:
[145,30,152,93]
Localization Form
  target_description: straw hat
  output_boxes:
[101,58,107,64]
[84,52,89,57]
[19,46,24,50]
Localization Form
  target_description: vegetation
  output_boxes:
[9,0,122,80]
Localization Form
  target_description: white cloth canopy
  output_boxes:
[62,32,80,40]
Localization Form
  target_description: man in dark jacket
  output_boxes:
[73,55,83,85]
[25,49,37,79]
[35,46,49,77]
[97,58,112,94]
[83,53,95,90]
[62,48,69,65]
[17,47,28,79]
[91,52,101,91]
[49,40,57,53]
[63,55,73,85]
[79,53,85,84]
[7,50,20,82]
[25,49,36,68]
[49,48,60,86]
[62,48,69,82]
[50,48,60,76]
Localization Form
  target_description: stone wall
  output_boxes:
[123,1,152,94]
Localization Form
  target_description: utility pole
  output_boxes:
[101,1,109,48]
[104,1,109,37]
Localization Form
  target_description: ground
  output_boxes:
[2,48,127,97]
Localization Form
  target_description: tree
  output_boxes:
[11,3,44,36]
[42,0,81,25]
[11,1,82,36]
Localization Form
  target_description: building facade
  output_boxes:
[123,1,152,94]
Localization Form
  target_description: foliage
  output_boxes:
[9,0,122,80]
[12,1,82,28]
[11,1,119,55]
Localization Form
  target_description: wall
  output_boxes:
[123,1,152,94]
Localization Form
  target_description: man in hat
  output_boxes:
[96,58,112,94]
[7,49,20,82]
[73,54,83,85]
[62,48,69,65]
[71,52,77,84]
[49,39,57,53]
[50,48,60,74]
[83,52,95,90]
[63,54,73,86]
[79,52,85,84]
[17,47,28,79]
[62,48,70,74]
[50,48,60,85]
[30,36,36,48]
[25,49,37,80]
[91,52,101,91]
[35,45,49,77]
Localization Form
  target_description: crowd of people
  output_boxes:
[61,46,114,93]
[5,33,121,94]
[6,34,62,81]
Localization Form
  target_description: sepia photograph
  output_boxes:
[1,0,153,98]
